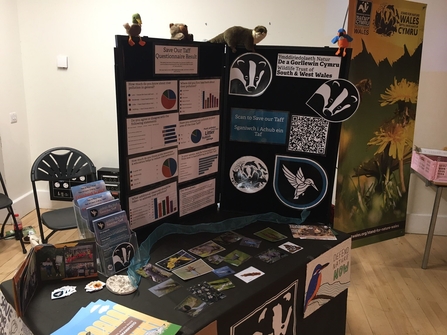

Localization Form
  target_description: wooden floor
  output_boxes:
[1,210,447,334]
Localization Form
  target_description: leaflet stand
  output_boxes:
[96,232,140,277]
[73,202,95,240]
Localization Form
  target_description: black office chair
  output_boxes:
[30,147,97,244]
[0,171,27,254]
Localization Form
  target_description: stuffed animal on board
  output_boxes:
[208,25,267,53]
[331,28,353,57]
[170,23,194,41]
[123,13,146,46]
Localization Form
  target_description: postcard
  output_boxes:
[188,240,226,258]
[172,259,214,280]
[148,278,181,297]
[175,295,207,317]
[187,281,226,303]
[213,266,235,278]
[136,263,172,283]
[213,231,243,245]
[256,248,289,264]
[155,250,196,271]
[207,254,225,265]
[223,250,251,266]
[279,241,303,254]
[254,227,288,242]
[239,237,262,248]
[207,278,235,291]
[289,224,337,240]
[235,266,265,283]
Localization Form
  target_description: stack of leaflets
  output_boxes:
[50,299,181,335]
[71,181,138,277]
[13,240,97,316]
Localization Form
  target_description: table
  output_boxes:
[412,169,447,269]
[1,218,351,335]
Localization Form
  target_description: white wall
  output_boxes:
[0,0,445,234]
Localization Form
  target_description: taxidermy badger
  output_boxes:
[209,25,267,52]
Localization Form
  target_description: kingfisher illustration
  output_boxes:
[282,165,318,199]
[331,28,353,57]
[304,262,330,310]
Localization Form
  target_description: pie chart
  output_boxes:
[161,89,177,110]
[162,158,177,178]
[191,129,202,144]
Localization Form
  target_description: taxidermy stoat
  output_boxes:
[209,25,267,52]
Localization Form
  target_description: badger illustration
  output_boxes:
[306,79,360,122]
[229,53,272,97]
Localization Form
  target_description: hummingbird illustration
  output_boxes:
[282,165,318,199]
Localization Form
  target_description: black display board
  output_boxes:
[114,35,353,233]
[114,35,226,235]
[220,46,352,223]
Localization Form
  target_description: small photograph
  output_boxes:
[254,227,288,242]
[38,251,65,281]
[175,295,207,317]
[188,281,226,303]
[289,224,337,240]
[213,231,243,245]
[235,266,265,283]
[155,250,196,271]
[213,266,235,278]
[239,237,262,248]
[148,278,181,297]
[207,278,235,291]
[207,254,225,265]
[223,250,251,266]
[188,240,226,258]
[172,259,214,281]
[136,263,172,283]
[279,241,303,254]
[256,248,289,264]
[65,261,96,278]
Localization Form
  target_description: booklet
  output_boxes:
[12,239,97,317]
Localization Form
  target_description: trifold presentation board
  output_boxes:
[114,35,354,234]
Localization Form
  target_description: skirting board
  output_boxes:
[406,213,447,236]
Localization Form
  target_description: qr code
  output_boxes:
[287,115,329,155]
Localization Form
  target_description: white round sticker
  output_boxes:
[229,156,269,194]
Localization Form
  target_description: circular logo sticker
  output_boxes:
[229,53,272,97]
[229,156,269,193]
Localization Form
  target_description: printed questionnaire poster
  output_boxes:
[154,45,198,75]
[179,79,221,115]
[126,113,178,155]
[126,81,178,115]
[178,146,219,183]
[179,179,216,217]
[128,182,178,229]
[128,148,178,190]
[178,115,219,150]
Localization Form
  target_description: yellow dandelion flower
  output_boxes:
[379,77,418,106]
[368,120,414,160]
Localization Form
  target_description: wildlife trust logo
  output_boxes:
[229,53,272,97]
[356,1,372,24]
[273,155,327,210]
[374,4,399,36]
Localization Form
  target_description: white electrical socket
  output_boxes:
[10,112,17,124]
